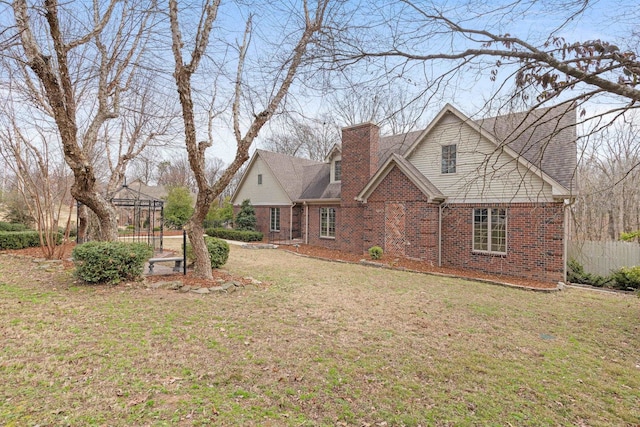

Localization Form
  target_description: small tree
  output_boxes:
[164,186,194,229]
[235,199,257,231]
[205,197,234,228]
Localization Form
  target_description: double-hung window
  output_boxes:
[473,208,506,254]
[320,207,336,238]
[441,144,457,174]
[270,207,280,232]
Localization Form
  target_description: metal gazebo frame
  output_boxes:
[111,183,165,252]
[76,183,165,252]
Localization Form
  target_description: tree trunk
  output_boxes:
[71,178,119,241]
[184,188,215,277]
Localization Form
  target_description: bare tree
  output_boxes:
[7,0,157,241]
[331,85,427,134]
[263,113,339,161]
[0,107,74,259]
[169,0,332,279]
[573,117,640,241]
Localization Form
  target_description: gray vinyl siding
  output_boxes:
[407,115,554,203]
[233,157,291,205]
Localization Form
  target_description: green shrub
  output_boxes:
[0,221,27,232]
[206,228,263,242]
[164,186,194,229]
[567,259,612,287]
[620,230,640,242]
[0,230,62,250]
[72,241,153,284]
[185,236,229,269]
[368,245,383,260]
[610,266,640,290]
[235,199,257,231]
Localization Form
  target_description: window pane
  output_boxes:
[441,144,457,174]
[320,207,335,237]
[270,207,280,231]
[334,160,341,181]
[473,208,488,251]
[328,208,335,237]
[490,208,506,253]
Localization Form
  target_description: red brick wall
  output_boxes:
[363,166,440,262]
[252,205,291,239]
[441,202,565,283]
[305,204,342,250]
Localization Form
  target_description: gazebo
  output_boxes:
[76,181,166,252]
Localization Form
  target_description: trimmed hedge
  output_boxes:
[206,228,263,242]
[72,241,153,284]
[0,230,62,250]
[0,222,28,232]
[186,236,230,269]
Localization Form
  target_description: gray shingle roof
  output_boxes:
[255,150,323,201]
[477,102,576,189]
[299,163,341,200]
[255,103,576,202]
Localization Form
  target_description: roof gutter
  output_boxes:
[296,198,341,204]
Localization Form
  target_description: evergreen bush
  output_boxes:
[368,245,384,260]
[206,228,263,242]
[0,230,61,250]
[0,221,27,232]
[235,199,257,231]
[610,266,640,290]
[72,241,153,284]
[185,236,229,268]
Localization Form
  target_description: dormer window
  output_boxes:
[334,160,341,182]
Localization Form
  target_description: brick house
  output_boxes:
[231,103,577,283]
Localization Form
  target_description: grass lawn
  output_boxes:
[0,246,639,426]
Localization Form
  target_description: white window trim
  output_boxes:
[472,207,507,255]
[320,207,336,239]
[441,144,457,174]
[331,157,342,183]
[270,207,280,232]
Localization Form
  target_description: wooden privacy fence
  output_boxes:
[568,240,640,276]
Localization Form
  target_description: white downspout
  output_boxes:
[438,203,443,267]
[304,202,309,245]
[290,204,294,241]
[563,198,576,284]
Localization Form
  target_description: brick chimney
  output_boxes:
[340,122,380,203]
[337,122,379,254]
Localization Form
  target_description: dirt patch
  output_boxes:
[278,244,559,290]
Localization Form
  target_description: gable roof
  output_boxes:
[112,180,167,201]
[401,103,575,195]
[232,150,323,203]
[357,154,445,203]
[235,103,576,205]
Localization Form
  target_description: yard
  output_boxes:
[0,245,639,426]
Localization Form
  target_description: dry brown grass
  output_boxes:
[0,246,639,426]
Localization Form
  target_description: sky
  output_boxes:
[0,0,637,171]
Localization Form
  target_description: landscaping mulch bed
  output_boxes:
[278,244,559,290]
